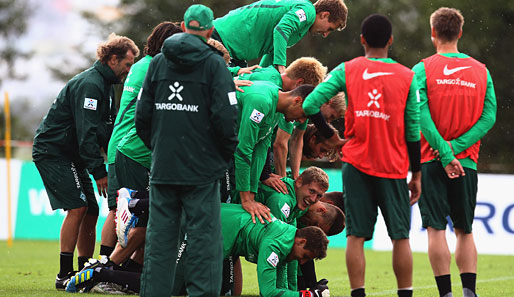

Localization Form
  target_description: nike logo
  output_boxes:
[362,68,394,80]
[443,65,471,76]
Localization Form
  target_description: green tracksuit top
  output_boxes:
[213,0,316,67]
[32,60,117,179]
[113,55,152,169]
[237,65,283,88]
[255,177,307,290]
[107,55,152,166]
[235,80,282,193]
[221,203,299,297]
[135,33,239,184]
[412,53,497,170]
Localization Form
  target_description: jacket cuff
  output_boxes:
[91,164,108,180]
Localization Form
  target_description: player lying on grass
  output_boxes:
[66,204,331,297]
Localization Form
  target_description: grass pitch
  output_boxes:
[1,240,513,296]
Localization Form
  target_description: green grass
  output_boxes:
[1,240,513,297]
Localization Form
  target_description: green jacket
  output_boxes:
[234,80,282,193]
[33,61,117,179]
[213,0,316,66]
[107,55,152,166]
[221,203,299,297]
[135,33,239,184]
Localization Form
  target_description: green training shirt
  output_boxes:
[235,81,282,193]
[412,53,497,169]
[107,55,152,165]
[221,203,299,297]
[213,0,316,67]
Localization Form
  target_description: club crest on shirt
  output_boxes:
[267,252,279,267]
[84,98,97,110]
[250,109,265,123]
[295,9,307,22]
[281,203,290,218]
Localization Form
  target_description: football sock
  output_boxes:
[351,288,366,297]
[435,274,452,297]
[100,245,115,257]
[122,258,143,273]
[78,256,89,271]
[398,288,413,297]
[299,259,317,289]
[129,198,149,216]
[460,273,477,297]
[134,190,149,199]
[97,268,141,293]
[59,252,74,277]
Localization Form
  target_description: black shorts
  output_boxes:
[419,161,478,233]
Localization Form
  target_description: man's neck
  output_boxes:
[365,47,388,59]
[276,91,289,113]
[435,38,459,54]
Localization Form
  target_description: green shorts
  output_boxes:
[114,150,150,193]
[34,158,99,215]
[419,161,478,233]
[342,163,410,240]
[107,163,120,209]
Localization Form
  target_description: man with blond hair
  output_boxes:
[413,7,496,297]
[212,0,348,72]
[33,32,139,289]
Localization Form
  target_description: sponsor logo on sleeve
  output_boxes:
[267,252,279,267]
[295,9,307,22]
[83,98,97,110]
[228,91,237,105]
[281,203,291,218]
[323,74,332,82]
[250,109,265,123]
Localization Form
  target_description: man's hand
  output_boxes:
[261,173,288,194]
[95,176,108,198]
[234,79,253,92]
[300,279,330,297]
[240,191,271,224]
[326,134,347,151]
[237,64,261,75]
[445,158,465,179]
[276,65,286,73]
[408,171,421,205]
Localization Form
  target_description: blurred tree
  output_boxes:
[0,0,33,86]
[75,0,514,172]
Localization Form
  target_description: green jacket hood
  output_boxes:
[162,33,222,69]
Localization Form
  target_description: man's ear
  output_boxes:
[295,78,304,88]
[318,11,330,20]
[108,54,118,67]
[317,203,327,213]
[296,237,307,246]
[295,176,303,187]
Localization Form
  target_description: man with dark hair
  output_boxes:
[135,4,239,296]
[67,204,330,297]
[100,21,182,265]
[32,33,139,290]
[297,193,345,290]
[212,0,348,72]
[302,14,422,297]
[413,7,496,297]
[235,82,315,224]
